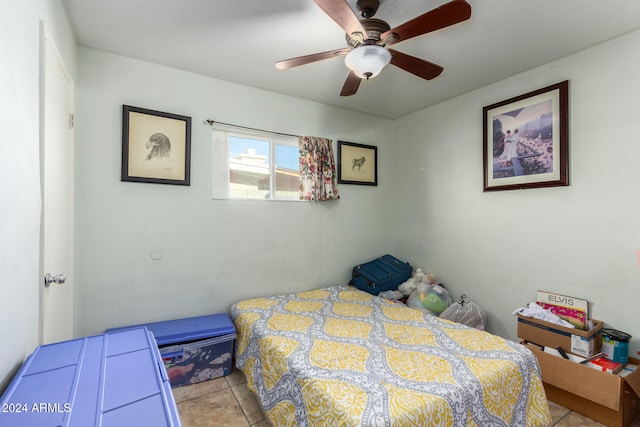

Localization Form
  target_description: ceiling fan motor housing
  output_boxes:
[345,18,391,48]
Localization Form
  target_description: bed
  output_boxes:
[230,285,551,426]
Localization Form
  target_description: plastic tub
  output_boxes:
[602,328,631,363]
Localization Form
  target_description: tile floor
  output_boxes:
[173,369,269,427]
[174,369,639,427]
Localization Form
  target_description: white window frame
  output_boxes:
[212,127,300,201]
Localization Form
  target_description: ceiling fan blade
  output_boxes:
[381,0,471,46]
[340,71,362,96]
[313,0,366,39]
[389,49,444,80]
[276,48,350,70]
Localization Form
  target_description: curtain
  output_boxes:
[298,136,340,201]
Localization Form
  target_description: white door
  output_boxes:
[40,25,75,345]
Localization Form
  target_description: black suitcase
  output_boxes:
[349,255,412,295]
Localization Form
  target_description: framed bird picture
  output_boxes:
[337,140,377,186]
[121,105,191,185]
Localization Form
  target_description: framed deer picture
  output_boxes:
[337,140,377,186]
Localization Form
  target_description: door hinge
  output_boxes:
[69,113,75,129]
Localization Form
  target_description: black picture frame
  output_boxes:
[337,141,377,186]
[483,81,569,192]
[121,105,191,186]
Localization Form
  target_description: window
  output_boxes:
[212,130,300,200]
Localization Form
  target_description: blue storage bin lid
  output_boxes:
[0,327,181,427]
[106,314,236,346]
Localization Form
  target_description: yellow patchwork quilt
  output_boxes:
[230,286,550,427]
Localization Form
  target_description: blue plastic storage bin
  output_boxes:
[0,327,181,426]
[106,314,236,388]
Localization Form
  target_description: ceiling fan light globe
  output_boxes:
[345,45,391,79]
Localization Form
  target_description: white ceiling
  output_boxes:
[62,0,640,119]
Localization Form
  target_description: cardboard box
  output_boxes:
[525,343,640,427]
[517,314,602,357]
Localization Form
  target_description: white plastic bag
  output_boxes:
[439,295,487,330]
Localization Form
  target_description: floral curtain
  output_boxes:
[298,136,340,201]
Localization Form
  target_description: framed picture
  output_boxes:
[483,81,568,192]
[338,141,377,186]
[121,105,192,185]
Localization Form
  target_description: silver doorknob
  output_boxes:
[44,273,67,288]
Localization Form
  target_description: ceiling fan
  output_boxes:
[275,0,472,96]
